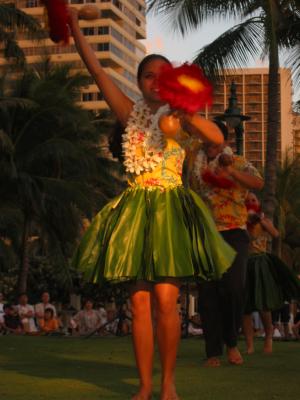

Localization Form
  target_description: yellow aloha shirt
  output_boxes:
[189,144,262,231]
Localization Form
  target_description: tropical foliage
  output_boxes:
[0,2,42,65]
[0,61,124,298]
[274,154,300,271]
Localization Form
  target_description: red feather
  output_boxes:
[158,63,213,113]
[202,169,236,189]
[41,0,69,44]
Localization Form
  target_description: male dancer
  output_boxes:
[188,121,264,366]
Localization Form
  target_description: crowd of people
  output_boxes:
[0,291,132,337]
[1,290,299,342]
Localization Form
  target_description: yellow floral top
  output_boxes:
[248,222,269,254]
[188,144,262,231]
[123,99,192,190]
[128,137,187,190]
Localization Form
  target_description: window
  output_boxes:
[98,26,109,35]
[82,27,95,36]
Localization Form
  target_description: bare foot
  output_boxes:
[131,387,152,400]
[263,337,273,354]
[160,383,180,400]
[246,346,254,355]
[203,357,221,367]
[227,347,243,365]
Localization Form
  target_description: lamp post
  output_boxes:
[215,81,250,155]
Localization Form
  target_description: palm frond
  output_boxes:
[0,96,36,110]
[0,4,41,34]
[37,177,94,215]
[285,43,300,89]
[0,206,23,249]
[193,17,264,78]
[147,1,256,34]
[0,129,17,179]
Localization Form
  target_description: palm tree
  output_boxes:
[148,0,300,221]
[0,61,124,295]
[274,154,300,264]
[0,2,41,65]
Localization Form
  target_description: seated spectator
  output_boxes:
[96,303,108,326]
[272,302,291,340]
[0,293,5,333]
[105,309,119,335]
[3,304,23,334]
[188,313,203,336]
[35,291,57,328]
[39,308,59,334]
[16,293,37,333]
[70,299,103,336]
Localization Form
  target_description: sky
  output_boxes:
[143,14,299,101]
[143,14,242,63]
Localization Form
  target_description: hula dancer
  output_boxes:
[68,7,235,400]
[243,192,300,354]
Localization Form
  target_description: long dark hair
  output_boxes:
[109,119,124,162]
[109,54,171,161]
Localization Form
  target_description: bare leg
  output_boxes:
[260,311,273,354]
[243,314,254,354]
[154,281,181,400]
[130,282,154,400]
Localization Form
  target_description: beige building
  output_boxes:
[293,112,300,157]
[203,68,294,170]
[2,0,146,110]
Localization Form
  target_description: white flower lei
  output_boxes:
[193,146,234,186]
[122,99,169,175]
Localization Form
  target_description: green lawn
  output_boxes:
[0,335,299,400]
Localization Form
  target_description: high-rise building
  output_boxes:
[203,68,294,170]
[293,112,300,157]
[2,0,146,111]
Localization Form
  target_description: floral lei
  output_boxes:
[193,146,234,187]
[122,99,169,175]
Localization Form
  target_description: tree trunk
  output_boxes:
[17,217,30,294]
[263,4,280,222]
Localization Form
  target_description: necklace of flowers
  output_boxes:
[193,145,234,187]
[122,98,170,175]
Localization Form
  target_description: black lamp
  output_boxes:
[215,81,250,155]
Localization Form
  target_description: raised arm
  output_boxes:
[68,8,133,125]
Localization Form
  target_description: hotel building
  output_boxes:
[293,112,300,157]
[204,68,294,170]
[2,0,146,110]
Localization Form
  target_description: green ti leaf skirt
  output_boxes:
[244,252,300,313]
[72,186,236,284]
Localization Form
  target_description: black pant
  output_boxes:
[198,229,249,358]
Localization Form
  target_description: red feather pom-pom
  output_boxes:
[157,63,213,113]
[42,0,69,44]
[202,169,236,189]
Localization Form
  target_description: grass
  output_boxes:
[0,335,299,400]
